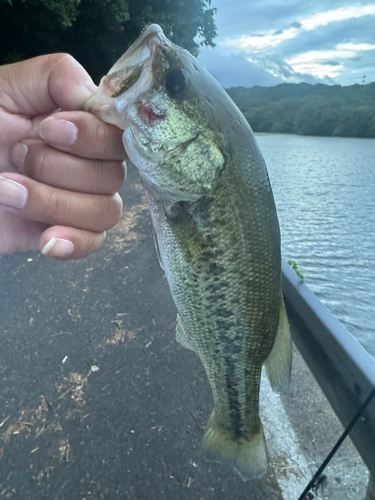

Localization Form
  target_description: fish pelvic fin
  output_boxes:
[264,297,292,394]
[175,314,194,351]
[152,226,164,271]
[202,414,268,481]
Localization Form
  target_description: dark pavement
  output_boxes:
[0,166,284,500]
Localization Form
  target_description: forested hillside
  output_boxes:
[0,0,216,83]
[226,83,375,138]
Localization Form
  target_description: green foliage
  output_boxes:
[0,0,216,82]
[227,83,375,138]
[287,260,304,282]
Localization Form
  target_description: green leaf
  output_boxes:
[287,260,304,282]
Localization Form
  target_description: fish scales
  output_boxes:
[150,165,280,425]
[85,24,292,481]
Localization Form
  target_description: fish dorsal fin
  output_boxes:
[264,298,292,394]
[175,314,194,351]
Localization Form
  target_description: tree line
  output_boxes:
[0,0,216,83]
[226,83,375,138]
[2,0,374,138]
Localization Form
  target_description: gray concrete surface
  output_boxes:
[0,165,369,499]
[0,167,282,500]
[264,347,370,500]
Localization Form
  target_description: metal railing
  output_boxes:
[281,260,375,500]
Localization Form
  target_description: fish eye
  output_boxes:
[165,69,189,97]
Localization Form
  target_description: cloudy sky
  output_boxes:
[197,0,375,88]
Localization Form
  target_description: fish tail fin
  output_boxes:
[202,414,268,481]
[264,298,292,394]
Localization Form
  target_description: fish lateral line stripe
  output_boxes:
[223,354,243,437]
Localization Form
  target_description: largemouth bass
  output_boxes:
[85,24,292,481]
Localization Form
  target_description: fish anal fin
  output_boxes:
[202,413,268,481]
[264,298,292,394]
[175,314,194,351]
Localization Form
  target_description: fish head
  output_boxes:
[85,24,225,202]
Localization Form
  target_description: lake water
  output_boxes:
[256,134,375,357]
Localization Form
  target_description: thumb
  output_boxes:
[1,53,98,116]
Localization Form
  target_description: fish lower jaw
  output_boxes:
[123,127,160,173]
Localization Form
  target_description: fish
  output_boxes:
[84,24,292,481]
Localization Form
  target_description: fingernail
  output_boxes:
[0,176,28,209]
[39,117,78,147]
[42,237,74,259]
[11,143,28,172]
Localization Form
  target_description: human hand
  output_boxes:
[0,54,125,259]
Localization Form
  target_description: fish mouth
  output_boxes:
[102,24,163,98]
[84,24,173,128]
[101,25,168,98]
[110,24,166,72]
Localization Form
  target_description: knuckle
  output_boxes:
[94,122,112,154]
[30,147,53,181]
[41,190,65,223]
[46,53,77,70]
[94,122,123,158]
[81,238,96,259]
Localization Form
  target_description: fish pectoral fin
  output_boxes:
[202,414,268,481]
[264,298,292,394]
[152,226,164,271]
[166,202,207,263]
[175,314,194,351]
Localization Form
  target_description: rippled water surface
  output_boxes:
[257,134,375,357]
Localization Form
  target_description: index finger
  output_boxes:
[0,53,97,116]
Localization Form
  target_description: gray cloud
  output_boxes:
[322,60,341,66]
[289,21,302,29]
[198,47,283,88]
[248,53,336,85]
[207,0,375,86]
[340,48,375,84]
[211,0,364,37]
[277,16,375,58]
